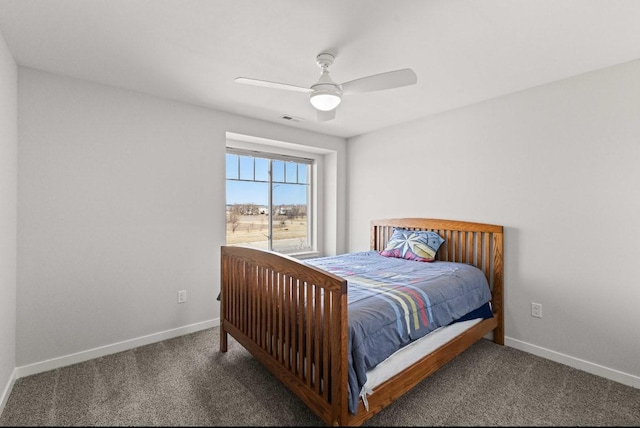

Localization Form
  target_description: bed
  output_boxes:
[219,218,504,426]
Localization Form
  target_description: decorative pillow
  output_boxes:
[380,229,444,262]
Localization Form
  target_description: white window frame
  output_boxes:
[225,136,322,258]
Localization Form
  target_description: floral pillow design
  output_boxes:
[380,229,444,262]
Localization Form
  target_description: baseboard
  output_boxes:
[0,368,17,417]
[15,318,220,379]
[506,336,640,389]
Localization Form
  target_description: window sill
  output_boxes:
[288,251,320,260]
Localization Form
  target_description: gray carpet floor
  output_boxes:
[1,326,639,426]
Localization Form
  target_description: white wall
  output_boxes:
[16,68,346,369]
[347,59,640,386]
[0,28,17,411]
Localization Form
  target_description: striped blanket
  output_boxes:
[305,250,492,414]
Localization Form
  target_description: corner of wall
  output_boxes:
[0,369,17,417]
[0,24,18,423]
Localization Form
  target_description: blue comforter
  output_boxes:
[305,251,492,414]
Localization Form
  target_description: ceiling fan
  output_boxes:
[235,53,417,122]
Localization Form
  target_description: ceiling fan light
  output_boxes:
[310,90,341,111]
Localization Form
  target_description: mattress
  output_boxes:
[359,317,483,410]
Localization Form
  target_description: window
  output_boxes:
[225,148,313,254]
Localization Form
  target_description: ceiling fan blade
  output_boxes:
[341,68,417,95]
[235,77,311,93]
[317,109,336,122]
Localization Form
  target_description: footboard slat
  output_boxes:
[277,272,284,363]
[314,285,322,395]
[322,286,331,403]
[305,283,313,387]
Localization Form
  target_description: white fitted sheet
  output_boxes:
[359,318,482,410]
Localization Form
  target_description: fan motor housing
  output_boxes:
[316,53,335,68]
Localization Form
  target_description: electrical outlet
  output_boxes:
[531,302,542,318]
[178,290,187,304]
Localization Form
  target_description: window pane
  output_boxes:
[272,160,284,183]
[226,154,239,179]
[298,164,308,184]
[285,161,297,183]
[226,180,269,249]
[271,182,310,253]
[239,156,254,180]
[255,157,269,182]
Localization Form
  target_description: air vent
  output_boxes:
[281,115,304,122]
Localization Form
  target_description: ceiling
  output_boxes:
[1,0,640,139]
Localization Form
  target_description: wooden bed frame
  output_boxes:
[220,218,504,426]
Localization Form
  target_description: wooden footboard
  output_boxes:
[220,218,504,426]
[220,246,350,425]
